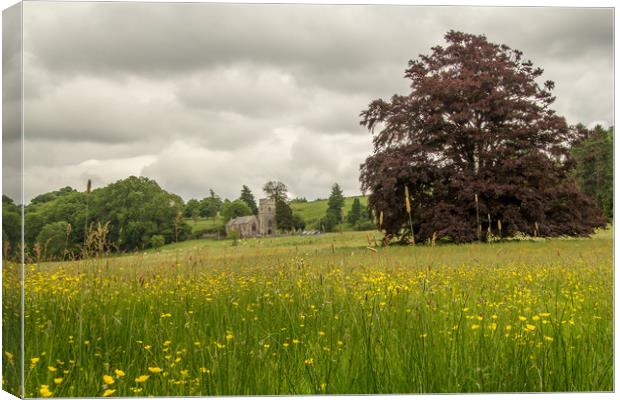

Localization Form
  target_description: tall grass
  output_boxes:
[2,229,613,396]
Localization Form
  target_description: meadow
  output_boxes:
[2,228,613,397]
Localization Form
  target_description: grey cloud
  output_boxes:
[23,3,410,78]
[24,154,157,202]
[14,3,613,203]
[175,65,306,118]
[22,139,162,169]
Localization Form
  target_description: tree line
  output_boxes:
[3,177,190,260]
[2,177,371,260]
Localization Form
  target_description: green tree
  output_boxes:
[327,183,345,223]
[24,190,88,252]
[292,214,306,231]
[200,189,223,218]
[221,199,253,222]
[319,209,339,232]
[240,185,258,215]
[327,183,345,219]
[88,176,189,250]
[184,199,201,219]
[347,198,362,225]
[2,195,21,254]
[275,199,294,231]
[36,221,71,260]
[22,177,196,256]
[263,181,288,202]
[572,125,613,219]
[30,186,76,205]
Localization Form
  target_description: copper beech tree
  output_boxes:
[360,31,605,244]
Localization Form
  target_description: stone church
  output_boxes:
[225,198,276,237]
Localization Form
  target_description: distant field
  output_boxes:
[186,196,368,233]
[6,227,613,396]
[185,216,224,233]
[290,195,368,229]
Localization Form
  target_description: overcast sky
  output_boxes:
[5,3,614,203]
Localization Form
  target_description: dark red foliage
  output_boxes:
[360,31,605,243]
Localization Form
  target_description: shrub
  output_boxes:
[150,234,165,249]
[228,229,240,246]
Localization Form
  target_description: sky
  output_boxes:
[4,3,614,203]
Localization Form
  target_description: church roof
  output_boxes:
[226,215,258,226]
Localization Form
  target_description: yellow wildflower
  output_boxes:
[539,312,551,317]
[40,385,53,397]
[48,366,57,372]
[115,369,125,377]
[304,358,314,366]
[148,367,163,373]
[103,375,115,385]
[54,378,63,385]
[103,389,116,397]
[135,375,150,383]
[525,324,536,331]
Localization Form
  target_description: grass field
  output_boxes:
[289,196,368,229]
[185,217,224,234]
[2,228,613,396]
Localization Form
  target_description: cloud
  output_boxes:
[24,154,157,202]
[176,65,305,118]
[14,3,613,203]
[139,129,371,202]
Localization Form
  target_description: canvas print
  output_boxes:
[1,2,614,398]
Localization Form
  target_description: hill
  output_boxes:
[289,195,368,229]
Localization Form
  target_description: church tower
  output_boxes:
[258,198,276,235]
